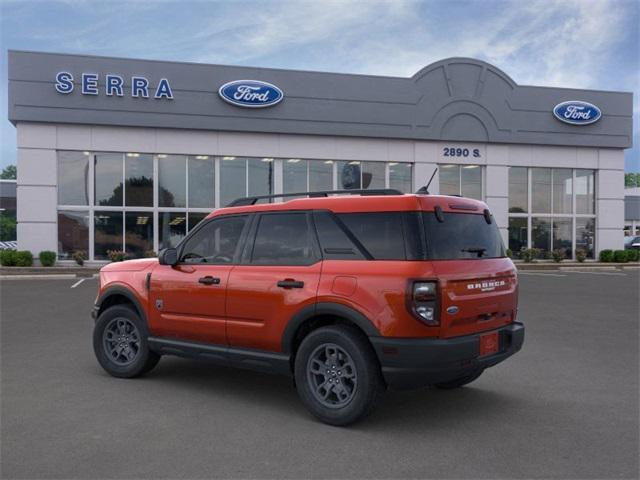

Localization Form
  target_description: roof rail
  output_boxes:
[226,189,404,207]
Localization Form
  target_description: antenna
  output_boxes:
[416,167,438,194]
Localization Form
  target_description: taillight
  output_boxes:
[410,281,439,326]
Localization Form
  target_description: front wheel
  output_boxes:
[93,305,160,378]
[294,325,384,426]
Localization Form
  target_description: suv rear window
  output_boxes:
[337,212,407,260]
[422,212,505,260]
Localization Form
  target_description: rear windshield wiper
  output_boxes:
[461,247,487,258]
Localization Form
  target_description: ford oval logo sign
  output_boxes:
[553,100,601,125]
[218,80,283,108]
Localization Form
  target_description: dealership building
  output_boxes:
[7,50,633,262]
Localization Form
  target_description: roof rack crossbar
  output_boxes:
[226,189,404,207]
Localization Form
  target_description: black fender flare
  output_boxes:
[281,302,380,354]
[95,285,147,325]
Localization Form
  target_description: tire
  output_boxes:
[434,369,484,389]
[93,305,160,378]
[294,325,384,426]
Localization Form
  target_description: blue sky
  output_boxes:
[1,0,638,171]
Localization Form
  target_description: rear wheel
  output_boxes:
[434,369,484,389]
[93,305,160,378]
[294,325,384,426]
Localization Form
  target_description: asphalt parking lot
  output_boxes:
[1,270,638,479]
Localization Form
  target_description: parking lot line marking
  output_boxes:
[568,270,627,276]
[70,278,86,288]
[518,272,567,277]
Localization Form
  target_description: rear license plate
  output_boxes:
[479,331,499,357]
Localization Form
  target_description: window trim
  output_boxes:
[243,211,322,266]
[175,213,251,266]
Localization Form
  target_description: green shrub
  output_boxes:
[0,249,17,266]
[521,248,536,263]
[15,250,33,267]
[39,250,56,267]
[575,249,587,263]
[551,249,565,263]
[613,250,628,263]
[72,250,87,266]
[107,250,128,262]
[626,249,639,262]
[599,249,614,262]
[506,248,513,259]
[143,250,157,258]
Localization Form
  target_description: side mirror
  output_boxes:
[158,247,178,266]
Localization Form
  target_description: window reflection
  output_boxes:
[576,218,595,258]
[248,158,273,198]
[508,167,528,213]
[125,212,153,257]
[94,212,123,259]
[531,168,551,213]
[95,153,123,206]
[188,156,215,208]
[575,170,595,214]
[461,165,482,200]
[159,212,186,249]
[532,217,551,255]
[508,217,527,256]
[552,169,572,214]
[284,159,308,193]
[220,157,246,206]
[552,217,572,257]
[158,155,186,207]
[58,151,89,205]
[309,161,333,191]
[125,154,153,207]
[58,210,89,259]
[439,164,460,196]
[188,212,208,232]
[389,163,412,193]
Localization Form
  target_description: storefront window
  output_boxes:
[508,217,527,257]
[362,162,385,189]
[248,158,273,199]
[576,169,595,214]
[552,169,572,214]
[309,161,333,191]
[58,151,89,205]
[125,212,153,257]
[158,155,186,207]
[188,212,208,232]
[552,217,572,257]
[461,165,482,199]
[389,163,412,193]
[284,159,308,193]
[125,153,153,207]
[439,164,459,196]
[57,210,89,259]
[532,217,551,256]
[508,167,528,213]
[94,153,123,206]
[439,164,482,199]
[338,161,387,190]
[188,156,215,208]
[220,157,246,206]
[94,212,123,259]
[531,168,551,213]
[576,218,595,258]
[159,212,186,249]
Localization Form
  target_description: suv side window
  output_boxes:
[250,213,319,265]
[180,215,248,264]
[337,212,407,260]
[313,211,366,260]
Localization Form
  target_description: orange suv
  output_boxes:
[92,189,524,425]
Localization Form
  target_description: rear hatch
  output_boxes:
[422,211,518,338]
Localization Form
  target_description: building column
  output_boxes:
[596,149,625,254]
[485,145,510,246]
[16,123,58,261]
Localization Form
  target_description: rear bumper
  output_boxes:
[370,322,525,390]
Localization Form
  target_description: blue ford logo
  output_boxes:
[553,101,601,125]
[218,80,283,108]
[446,306,459,315]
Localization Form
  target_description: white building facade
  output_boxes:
[8,51,632,262]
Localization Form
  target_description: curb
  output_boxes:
[0,273,99,280]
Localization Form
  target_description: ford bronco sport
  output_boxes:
[92,189,524,426]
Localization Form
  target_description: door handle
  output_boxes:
[277,279,305,289]
[198,276,221,285]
